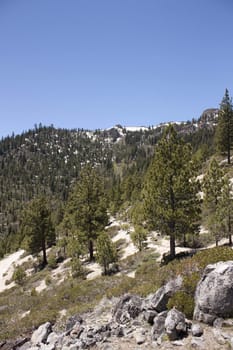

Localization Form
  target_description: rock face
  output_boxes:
[194,261,233,324]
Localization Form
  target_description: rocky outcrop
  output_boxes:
[14,298,233,350]
[194,261,233,324]
[17,294,190,349]
[13,263,233,349]
[112,294,142,324]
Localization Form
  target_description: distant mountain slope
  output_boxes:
[0,111,217,255]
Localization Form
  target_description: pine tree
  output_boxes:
[143,125,201,258]
[216,176,233,246]
[130,225,147,251]
[203,158,225,245]
[131,201,147,251]
[20,196,55,266]
[96,232,117,275]
[63,165,108,261]
[216,89,233,164]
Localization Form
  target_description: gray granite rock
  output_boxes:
[164,308,187,340]
[191,324,204,337]
[148,276,183,313]
[194,261,233,324]
[31,322,52,345]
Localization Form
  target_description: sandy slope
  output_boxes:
[0,249,25,292]
[0,219,208,291]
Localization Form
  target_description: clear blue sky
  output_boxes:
[1,0,233,137]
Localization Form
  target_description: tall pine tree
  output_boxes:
[143,125,201,258]
[63,165,108,261]
[216,89,233,164]
[20,196,55,266]
[96,232,117,275]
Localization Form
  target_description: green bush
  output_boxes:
[45,275,52,285]
[71,258,86,279]
[30,288,38,297]
[47,253,57,269]
[12,266,26,285]
[167,291,194,319]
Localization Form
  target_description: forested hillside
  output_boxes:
[0,112,216,256]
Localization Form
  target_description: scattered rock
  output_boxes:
[135,333,146,344]
[171,340,185,346]
[213,318,224,328]
[134,328,146,345]
[164,308,187,340]
[151,311,168,340]
[46,332,59,346]
[113,294,142,324]
[212,328,228,345]
[143,310,158,324]
[66,314,83,332]
[191,336,205,349]
[191,324,204,337]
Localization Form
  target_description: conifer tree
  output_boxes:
[143,125,201,258]
[216,176,233,246]
[96,232,117,275]
[63,164,108,261]
[216,89,233,164]
[131,201,147,251]
[203,158,225,245]
[20,196,55,266]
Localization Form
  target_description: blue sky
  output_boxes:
[0,0,233,137]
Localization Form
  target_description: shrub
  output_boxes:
[96,232,118,275]
[167,291,194,319]
[47,253,57,269]
[30,288,38,297]
[130,225,147,251]
[45,275,52,285]
[71,258,86,279]
[12,266,26,285]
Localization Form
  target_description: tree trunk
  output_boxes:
[88,240,94,261]
[229,216,232,245]
[170,234,176,259]
[183,232,187,247]
[229,235,232,246]
[42,239,47,266]
[104,262,107,275]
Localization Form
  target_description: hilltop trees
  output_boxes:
[216,89,233,164]
[20,196,55,266]
[143,125,201,258]
[62,164,108,261]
